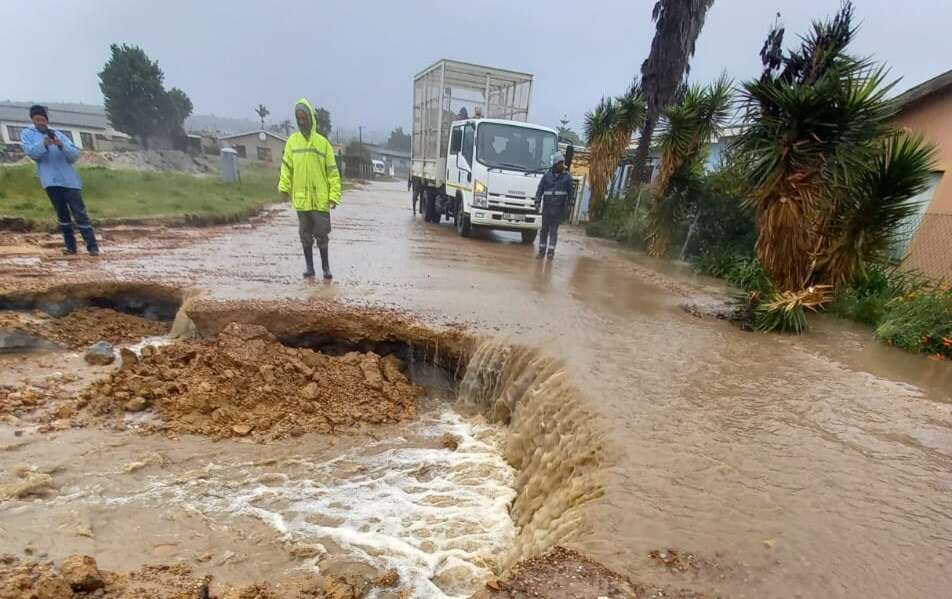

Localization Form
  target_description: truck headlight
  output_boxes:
[473,180,488,208]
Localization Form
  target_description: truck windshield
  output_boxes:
[475,123,558,172]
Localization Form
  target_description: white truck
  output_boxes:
[410,59,561,244]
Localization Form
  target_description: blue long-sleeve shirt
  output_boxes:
[20,126,83,190]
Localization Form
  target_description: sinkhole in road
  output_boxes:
[0,285,605,598]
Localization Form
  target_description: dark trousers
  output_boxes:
[539,216,560,250]
[46,186,98,252]
[297,210,331,249]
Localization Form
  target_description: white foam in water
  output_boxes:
[105,410,517,598]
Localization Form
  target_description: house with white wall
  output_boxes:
[0,102,130,151]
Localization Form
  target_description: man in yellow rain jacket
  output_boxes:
[279,98,342,279]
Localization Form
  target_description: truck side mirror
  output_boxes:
[450,129,462,155]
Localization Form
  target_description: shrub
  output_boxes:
[696,250,772,295]
[876,285,952,357]
[585,190,650,248]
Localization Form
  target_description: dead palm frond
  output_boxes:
[753,285,833,333]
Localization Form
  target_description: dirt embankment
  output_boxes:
[83,323,422,440]
[1,548,709,599]
[0,308,169,350]
[185,298,477,372]
[0,553,402,599]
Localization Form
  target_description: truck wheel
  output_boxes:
[457,211,472,237]
[521,230,537,245]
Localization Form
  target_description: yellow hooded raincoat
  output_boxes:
[278,98,342,212]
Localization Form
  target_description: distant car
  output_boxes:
[372,160,386,177]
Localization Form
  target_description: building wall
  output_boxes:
[220,133,286,164]
[1,120,108,150]
[893,88,952,281]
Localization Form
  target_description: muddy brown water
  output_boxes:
[2,180,952,598]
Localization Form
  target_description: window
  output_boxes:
[235,144,247,158]
[475,123,556,172]
[461,124,475,165]
[7,126,24,142]
[59,130,74,142]
[891,171,943,261]
[257,146,272,162]
[95,133,109,141]
[80,132,94,150]
[449,126,463,155]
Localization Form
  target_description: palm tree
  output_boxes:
[736,2,936,293]
[612,81,647,166]
[255,104,270,128]
[631,0,716,185]
[645,77,732,257]
[584,98,619,218]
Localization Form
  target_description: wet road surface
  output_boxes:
[5,180,952,598]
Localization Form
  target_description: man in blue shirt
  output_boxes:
[20,105,99,256]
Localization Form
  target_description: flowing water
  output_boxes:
[1,395,516,598]
[2,180,952,597]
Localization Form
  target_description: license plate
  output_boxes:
[506,215,524,223]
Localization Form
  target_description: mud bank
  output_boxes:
[0,282,182,321]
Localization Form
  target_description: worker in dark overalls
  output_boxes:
[534,152,572,259]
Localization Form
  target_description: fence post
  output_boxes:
[679,208,702,262]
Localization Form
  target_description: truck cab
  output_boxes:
[444,118,558,242]
[411,59,558,244]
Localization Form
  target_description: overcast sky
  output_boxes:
[2,0,949,141]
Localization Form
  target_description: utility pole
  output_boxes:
[357,126,365,148]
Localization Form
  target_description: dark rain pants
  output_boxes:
[297,210,331,249]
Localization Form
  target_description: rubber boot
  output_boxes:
[302,246,316,278]
[537,245,547,259]
[546,248,555,259]
[319,247,332,280]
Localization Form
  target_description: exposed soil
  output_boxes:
[0,308,169,350]
[82,323,422,440]
[472,547,709,599]
[0,553,402,599]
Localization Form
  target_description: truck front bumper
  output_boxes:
[470,209,541,230]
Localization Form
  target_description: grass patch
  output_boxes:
[0,162,280,224]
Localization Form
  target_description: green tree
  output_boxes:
[385,126,411,151]
[255,104,270,128]
[646,76,732,257]
[98,44,166,149]
[631,0,716,184]
[315,108,332,136]
[556,125,581,146]
[160,87,193,140]
[736,2,936,292]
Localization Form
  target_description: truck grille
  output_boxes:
[488,201,537,215]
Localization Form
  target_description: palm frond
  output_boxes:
[753,285,832,333]
[816,131,937,286]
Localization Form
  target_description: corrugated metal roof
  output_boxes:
[0,101,111,129]
[218,129,288,142]
[894,69,952,110]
